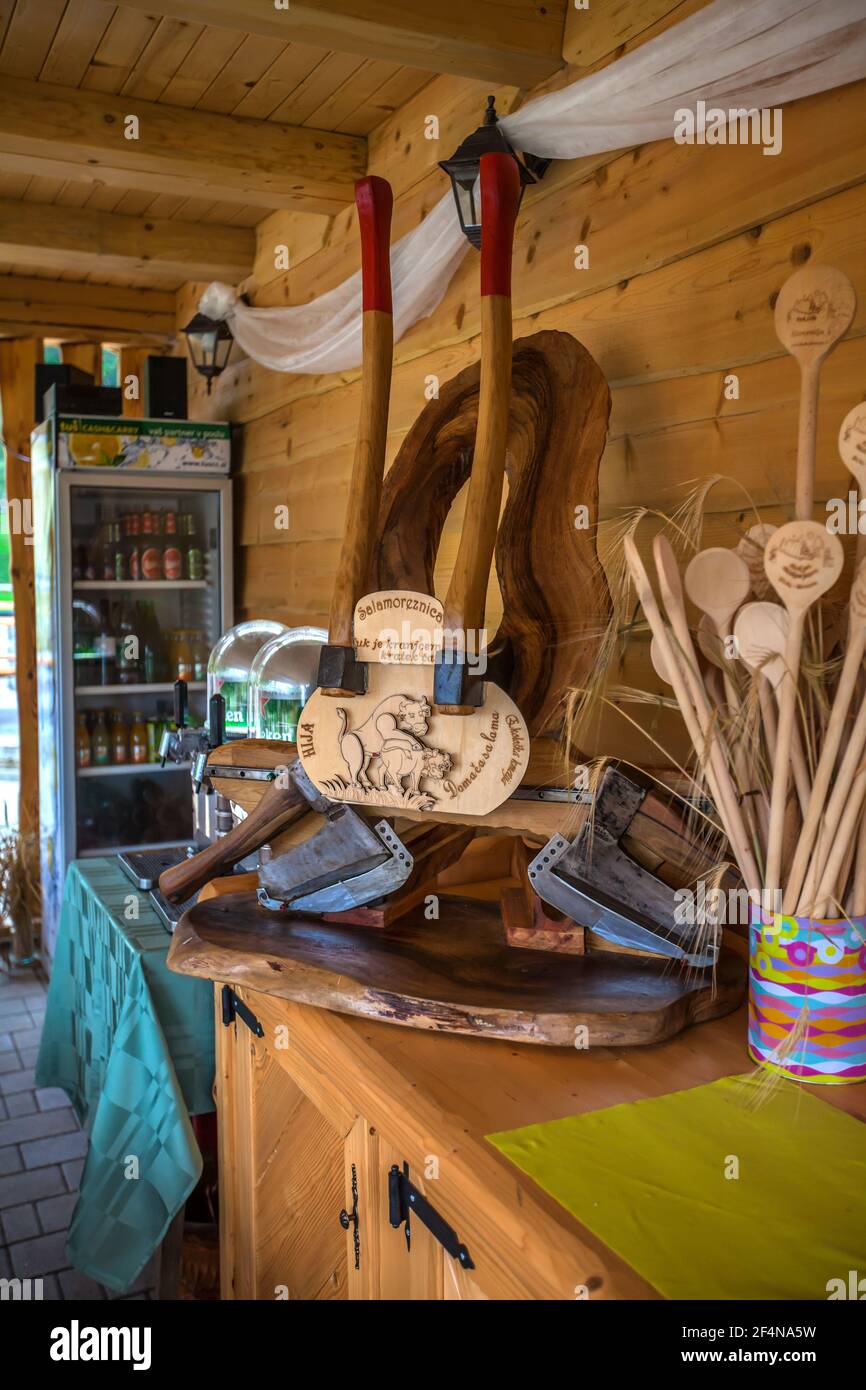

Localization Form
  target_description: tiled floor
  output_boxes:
[0,962,155,1299]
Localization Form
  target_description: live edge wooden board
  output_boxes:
[170,894,745,1048]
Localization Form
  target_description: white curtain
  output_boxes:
[201,0,866,376]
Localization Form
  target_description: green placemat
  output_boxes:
[36,859,215,1292]
[488,1074,866,1300]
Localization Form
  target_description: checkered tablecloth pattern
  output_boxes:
[35,858,215,1292]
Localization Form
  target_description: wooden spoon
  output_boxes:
[732,601,810,817]
[774,264,856,520]
[685,547,761,844]
[650,535,760,892]
[782,559,866,911]
[736,523,777,599]
[798,686,866,913]
[763,520,845,893]
[838,402,866,910]
[625,537,757,890]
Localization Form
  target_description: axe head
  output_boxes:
[257,806,413,914]
[528,766,718,968]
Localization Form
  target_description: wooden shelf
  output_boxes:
[79,840,190,858]
[75,682,205,696]
[73,580,208,591]
[77,761,188,777]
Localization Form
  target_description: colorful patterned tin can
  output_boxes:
[749,908,866,1084]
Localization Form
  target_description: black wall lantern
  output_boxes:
[181,311,235,395]
[439,95,549,249]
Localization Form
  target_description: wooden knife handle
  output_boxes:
[327,175,394,649]
[442,152,519,640]
[159,777,308,904]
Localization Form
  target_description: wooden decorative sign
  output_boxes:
[297,662,530,818]
[353,589,444,665]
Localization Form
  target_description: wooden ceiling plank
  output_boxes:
[230,40,330,122]
[168,197,220,223]
[54,180,99,208]
[0,196,255,282]
[337,66,434,137]
[302,57,400,132]
[0,0,67,78]
[269,50,367,127]
[0,2,15,55]
[157,25,245,109]
[20,175,66,204]
[115,0,567,86]
[139,192,189,218]
[111,188,161,216]
[81,183,128,214]
[120,14,205,102]
[0,76,366,213]
[0,169,29,197]
[39,0,116,88]
[81,7,160,93]
[194,32,289,115]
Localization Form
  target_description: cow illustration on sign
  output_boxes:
[335,695,451,805]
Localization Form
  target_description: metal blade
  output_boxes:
[258,813,413,913]
[528,835,718,968]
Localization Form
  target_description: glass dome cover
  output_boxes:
[206,619,288,738]
[249,626,327,741]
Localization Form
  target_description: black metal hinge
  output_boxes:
[388,1162,474,1269]
[339,1163,361,1270]
[221,985,264,1038]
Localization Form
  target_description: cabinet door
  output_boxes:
[344,1120,445,1300]
[216,992,348,1301]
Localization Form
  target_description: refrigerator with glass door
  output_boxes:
[31,415,233,958]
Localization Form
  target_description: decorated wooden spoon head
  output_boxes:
[733,601,788,689]
[763,520,844,616]
[839,401,866,493]
[774,264,856,366]
[736,524,777,599]
[684,547,751,630]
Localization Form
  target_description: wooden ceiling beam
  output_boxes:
[0,77,365,215]
[0,275,176,345]
[0,198,255,286]
[116,0,567,86]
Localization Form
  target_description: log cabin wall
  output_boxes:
[176,61,866,764]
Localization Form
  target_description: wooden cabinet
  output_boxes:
[216,987,490,1300]
[214,981,717,1300]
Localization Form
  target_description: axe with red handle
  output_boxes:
[318,174,394,696]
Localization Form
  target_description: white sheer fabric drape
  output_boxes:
[201,0,866,376]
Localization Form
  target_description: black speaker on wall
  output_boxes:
[144,356,188,420]
[34,363,93,424]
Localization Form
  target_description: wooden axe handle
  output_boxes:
[442,153,519,640]
[159,777,308,904]
[327,175,394,650]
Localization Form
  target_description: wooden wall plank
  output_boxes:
[0,336,41,838]
[0,274,176,342]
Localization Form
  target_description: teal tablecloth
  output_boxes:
[35,858,215,1292]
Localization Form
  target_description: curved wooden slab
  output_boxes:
[169,894,745,1049]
